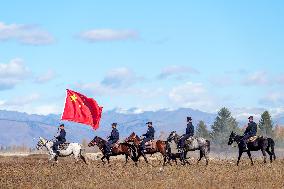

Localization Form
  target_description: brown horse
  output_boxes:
[125,132,167,165]
[88,136,137,165]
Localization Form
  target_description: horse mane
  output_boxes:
[95,136,107,144]
[135,135,140,140]
[128,132,140,140]
[230,132,242,142]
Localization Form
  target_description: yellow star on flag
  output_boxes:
[70,94,77,102]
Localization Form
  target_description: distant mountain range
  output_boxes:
[0,108,283,147]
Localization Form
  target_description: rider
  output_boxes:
[105,123,119,155]
[241,116,257,150]
[178,117,194,149]
[141,122,155,152]
[53,124,66,155]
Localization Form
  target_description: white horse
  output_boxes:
[36,137,87,164]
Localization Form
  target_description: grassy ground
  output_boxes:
[0,155,284,189]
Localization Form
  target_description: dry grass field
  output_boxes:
[1,154,284,189]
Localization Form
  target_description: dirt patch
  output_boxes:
[0,155,284,189]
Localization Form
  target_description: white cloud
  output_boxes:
[101,67,141,88]
[169,82,215,111]
[231,107,266,121]
[259,92,284,106]
[0,58,30,90]
[0,22,54,45]
[77,67,143,96]
[277,74,284,85]
[158,65,199,79]
[79,29,138,42]
[242,71,269,85]
[32,104,61,115]
[3,93,41,106]
[209,75,233,87]
[0,92,62,115]
[35,70,56,83]
[231,107,284,122]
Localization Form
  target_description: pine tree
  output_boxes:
[196,120,210,139]
[259,111,273,137]
[211,107,239,147]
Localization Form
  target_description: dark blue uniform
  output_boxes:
[53,129,66,151]
[105,128,119,153]
[141,127,155,151]
[241,121,257,148]
[179,123,194,148]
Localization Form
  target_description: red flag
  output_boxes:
[61,89,103,130]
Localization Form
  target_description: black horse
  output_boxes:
[88,136,137,165]
[228,131,276,166]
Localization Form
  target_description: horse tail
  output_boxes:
[130,144,137,161]
[205,140,210,153]
[268,138,276,160]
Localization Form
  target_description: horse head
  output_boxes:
[168,131,179,143]
[88,136,106,148]
[125,132,136,142]
[36,137,47,150]
[125,132,141,146]
[167,131,176,141]
[228,131,237,145]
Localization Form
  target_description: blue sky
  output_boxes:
[0,0,283,119]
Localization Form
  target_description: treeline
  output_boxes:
[0,144,32,152]
[196,107,284,147]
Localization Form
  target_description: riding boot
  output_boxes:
[105,148,111,155]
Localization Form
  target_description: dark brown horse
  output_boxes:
[228,131,276,166]
[125,132,167,165]
[88,136,137,165]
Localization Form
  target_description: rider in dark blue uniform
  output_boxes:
[141,122,155,152]
[179,117,194,149]
[241,116,257,150]
[53,124,66,155]
[105,123,119,155]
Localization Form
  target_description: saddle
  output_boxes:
[145,140,156,149]
[111,141,120,149]
[58,142,70,150]
[248,136,258,142]
[185,136,195,143]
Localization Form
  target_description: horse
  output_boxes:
[228,131,276,166]
[125,132,167,165]
[167,131,210,165]
[36,137,87,164]
[88,136,137,165]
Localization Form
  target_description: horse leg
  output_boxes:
[101,155,106,164]
[183,152,190,165]
[125,154,129,165]
[197,150,203,164]
[142,153,149,164]
[247,151,253,165]
[106,155,110,164]
[265,148,273,163]
[163,155,167,166]
[205,155,209,166]
[80,154,87,164]
[54,155,58,163]
[179,151,185,165]
[261,149,267,163]
[237,150,243,166]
